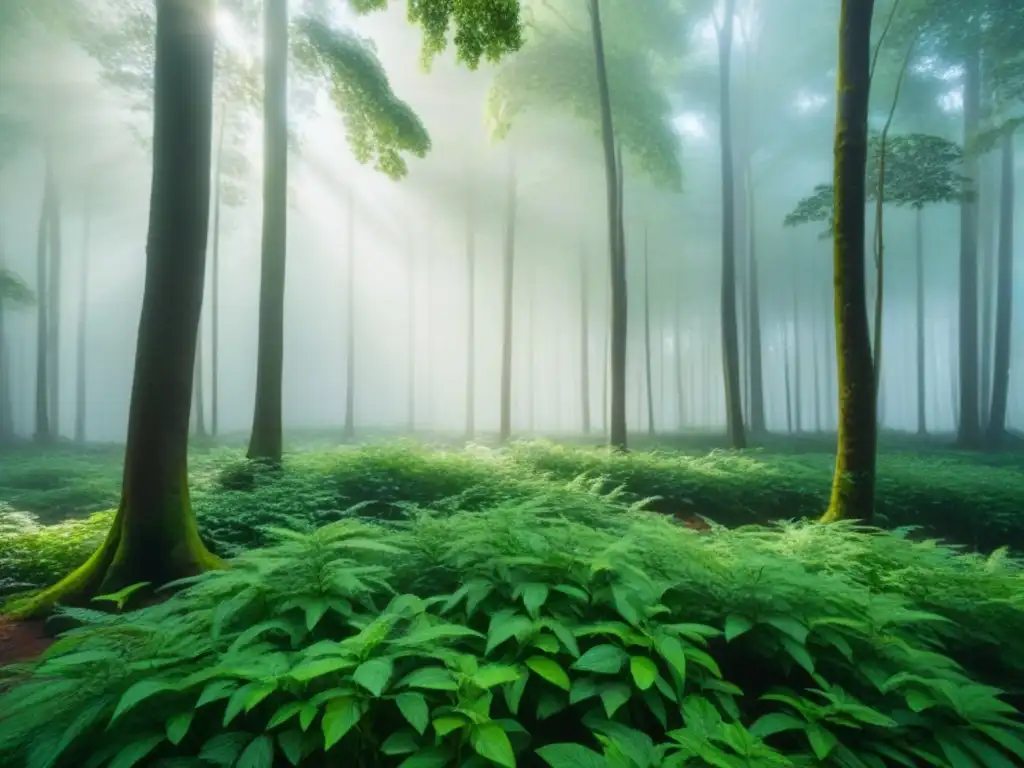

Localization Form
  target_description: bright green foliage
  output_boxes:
[405,0,524,70]
[1,499,1023,766]
[487,0,683,191]
[293,17,430,180]
[784,132,965,232]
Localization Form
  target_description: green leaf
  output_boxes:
[290,657,356,682]
[195,680,236,708]
[474,664,523,689]
[654,635,687,682]
[108,736,165,768]
[724,615,753,642]
[526,656,571,691]
[600,682,632,717]
[166,712,193,745]
[92,581,151,610]
[570,676,603,704]
[199,733,251,766]
[322,697,365,750]
[629,657,657,690]
[397,747,451,768]
[805,723,837,760]
[536,743,607,768]
[749,712,807,738]
[470,723,516,768]
[237,735,274,768]
[268,701,305,729]
[519,583,550,618]
[382,729,421,755]
[397,666,458,691]
[433,715,467,737]
[765,617,810,645]
[504,670,529,714]
[396,692,430,734]
[353,658,393,697]
[111,680,178,721]
[277,730,303,766]
[486,611,533,654]
[571,644,628,675]
[393,624,484,646]
[780,637,815,676]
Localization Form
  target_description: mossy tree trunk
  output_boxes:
[12,0,222,618]
[248,0,288,463]
[821,0,877,524]
[986,127,1015,445]
[499,154,517,443]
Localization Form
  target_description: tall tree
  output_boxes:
[343,191,355,440]
[579,244,591,435]
[821,0,876,524]
[33,164,51,443]
[499,155,517,442]
[74,194,91,444]
[465,186,476,440]
[12,0,222,614]
[642,226,655,435]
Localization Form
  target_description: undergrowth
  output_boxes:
[1,503,1023,767]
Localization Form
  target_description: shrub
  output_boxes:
[1,501,1022,767]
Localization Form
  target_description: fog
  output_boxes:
[1,0,1021,444]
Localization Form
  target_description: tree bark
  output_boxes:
[46,154,62,440]
[499,154,516,443]
[343,192,355,439]
[745,161,765,434]
[407,233,416,433]
[74,194,91,444]
[247,0,289,463]
[675,307,685,431]
[979,152,997,426]
[642,227,655,435]
[715,0,746,449]
[915,206,926,435]
[12,0,221,616]
[792,262,803,433]
[822,0,876,524]
[956,41,982,447]
[33,164,51,443]
[210,105,226,438]
[465,189,476,440]
[986,128,1015,445]
[579,244,591,434]
[192,326,206,437]
[589,0,627,451]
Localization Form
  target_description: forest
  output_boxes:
[0,0,1023,765]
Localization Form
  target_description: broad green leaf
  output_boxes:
[474,664,523,689]
[393,624,484,646]
[277,730,303,766]
[166,712,193,745]
[382,729,421,755]
[724,615,753,642]
[536,743,607,768]
[600,682,632,717]
[111,680,178,721]
[765,617,810,645]
[629,657,657,690]
[268,701,305,729]
[199,733,252,766]
[519,583,550,618]
[398,747,451,767]
[486,611,533,654]
[526,656,571,691]
[108,736,165,768]
[237,735,274,768]
[433,715,467,737]
[290,657,356,682]
[504,670,530,714]
[572,644,628,675]
[805,723,837,760]
[749,712,807,738]
[397,666,458,691]
[322,697,365,750]
[396,692,430,734]
[353,658,393,697]
[470,723,516,768]
[570,676,603,704]
[654,635,687,682]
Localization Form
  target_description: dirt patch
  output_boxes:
[0,617,53,666]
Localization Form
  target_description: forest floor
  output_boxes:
[1,434,1023,765]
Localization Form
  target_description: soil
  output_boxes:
[0,617,53,667]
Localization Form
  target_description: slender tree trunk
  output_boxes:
[46,155,62,441]
[784,322,794,433]
[407,235,416,433]
[675,308,684,430]
[193,329,206,437]
[13,0,221,616]
[813,310,823,432]
[579,245,591,434]
[745,162,765,434]
[588,0,627,451]
[956,41,982,447]
[465,190,476,440]
[499,155,517,443]
[527,272,535,434]
[642,227,655,435]
[915,206,926,435]
[34,167,50,443]
[247,0,289,463]
[822,0,877,524]
[986,129,1015,444]
[792,267,803,433]
[602,313,609,434]
[74,195,91,444]
[210,106,226,438]
[716,0,746,449]
[343,193,355,439]
[0,218,12,440]
[979,153,997,426]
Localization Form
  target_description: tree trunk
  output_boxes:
[499,155,516,442]
[979,153,997,426]
[745,161,765,434]
[34,165,50,443]
[822,0,876,524]
[813,309,823,432]
[956,41,982,447]
[915,206,926,435]
[192,329,206,437]
[675,308,684,431]
[579,245,591,434]
[642,227,655,435]
[46,155,62,440]
[986,128,1015,444]
[210,106,226,438]
[783,322,794,433]
[74,195,91,444]
[343,192,355,439]
[792,265,803,433]
[527,272,535,434]
[247,0,289,463]
[589,0,627,451]
[0,220,12,440]
[407,234,416,433]
[465,190,476,440]
[715,0,746,449]
[12,0,221,617]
